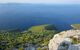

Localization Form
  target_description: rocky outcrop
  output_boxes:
[49,30,80,50]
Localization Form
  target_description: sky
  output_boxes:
[0,0,80,4]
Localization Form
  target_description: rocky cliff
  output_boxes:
[49,30,80,50]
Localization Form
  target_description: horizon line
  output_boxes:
[0,3,80,5]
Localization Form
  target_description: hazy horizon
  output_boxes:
[0,0,80,4]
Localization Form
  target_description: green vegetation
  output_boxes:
[71,36,80,44]
[37,47,42,50]
[0,24,58,50]
[71,24,80,29]
[28,24,56,32]
[71,24,80,44]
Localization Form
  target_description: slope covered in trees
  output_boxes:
[0,24,58,50]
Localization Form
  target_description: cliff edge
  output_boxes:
[49,30,80,50]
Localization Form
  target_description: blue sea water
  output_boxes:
[0,4,80,31]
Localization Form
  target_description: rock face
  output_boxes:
[49,30,80,50]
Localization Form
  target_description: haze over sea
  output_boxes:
[0,3,80,31]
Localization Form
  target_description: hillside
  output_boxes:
[0,24,58,50]
[24,24,58,50]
